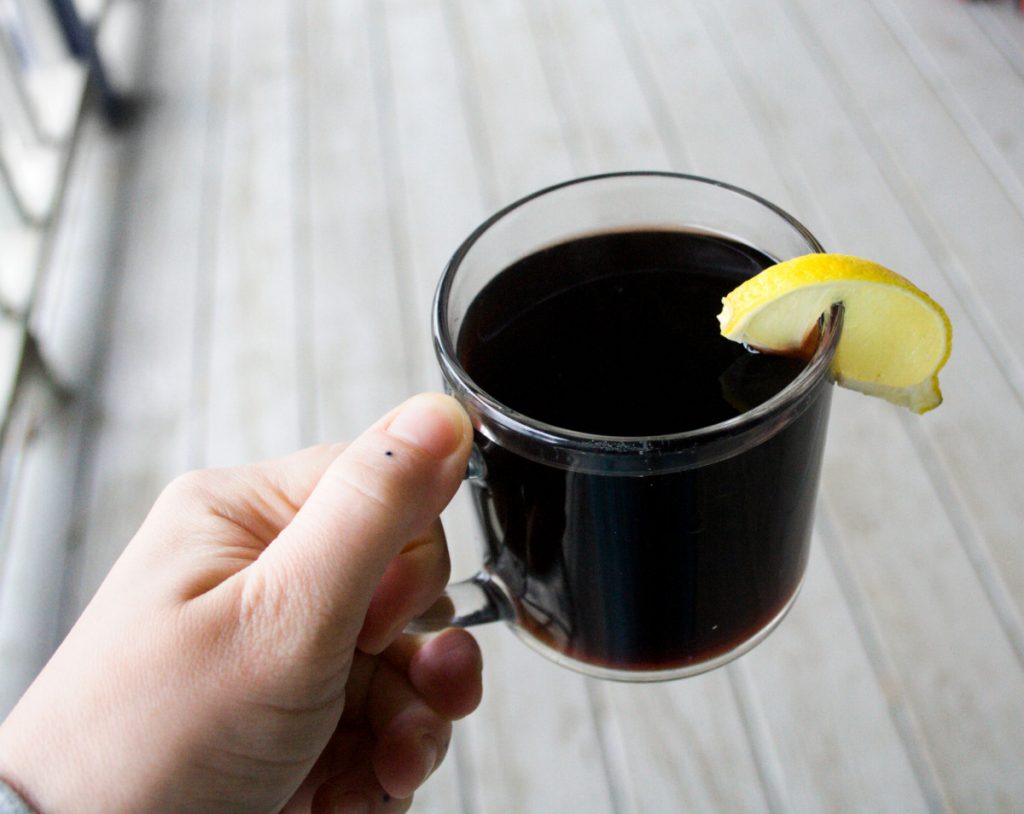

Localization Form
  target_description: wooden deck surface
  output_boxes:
[2,0,1024,811]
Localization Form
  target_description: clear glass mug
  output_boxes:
[410,172,841,682]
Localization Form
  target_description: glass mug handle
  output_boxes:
[405,444,515,633]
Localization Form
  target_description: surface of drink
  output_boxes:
[458,230,808,434]
[457,229,832,672]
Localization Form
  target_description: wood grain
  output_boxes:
[3,0,1024,810]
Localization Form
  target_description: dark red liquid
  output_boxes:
[458,230,832,672]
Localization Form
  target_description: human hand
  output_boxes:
[0,394,481,814]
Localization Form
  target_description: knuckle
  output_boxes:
[161,467,220,506]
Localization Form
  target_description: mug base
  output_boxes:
[505,577,806,683]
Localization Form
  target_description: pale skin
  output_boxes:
[0,393,482,814]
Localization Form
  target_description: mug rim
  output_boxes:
[433,170,841,461]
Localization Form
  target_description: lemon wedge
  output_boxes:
[718,254,952,414]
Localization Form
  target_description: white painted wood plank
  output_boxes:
[569,0,1024,806]
[490,2,790,810]
[457,4,784,809]
[457,626,621,814]
[604,0,792,203]
[380,1,619,811]
[527,0,672,173]
[370,0,487,585]
[781,0,1024,395]
[375,0,490,396]
[824,395,1024,812]
[202,0,304,467]
[302,1,463,809]
[967,0,1024,77]
[5,2,1022,812]
[48,0,210,619]
[303,0,411,443]
[629,6,934,809]
[596,671,773,813]
[679,0,1024,649]
[739,543,932,813]
[700,0,1024,624]
[868,0,1024,217]
[776,0,1024,666]
[685,1,1024,809]
[0,0,143,696]
[0,380,83,717]
[470,1,777,810]
[447,0,577,203]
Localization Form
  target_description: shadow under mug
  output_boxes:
[411,172,842,682]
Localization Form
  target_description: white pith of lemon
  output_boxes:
[717,254,952,413]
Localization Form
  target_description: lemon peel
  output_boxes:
[718,254,952,414]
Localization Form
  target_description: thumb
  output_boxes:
[253,393,472,634]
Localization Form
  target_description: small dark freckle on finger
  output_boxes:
[385,450,394,457]
[382,793,391,802]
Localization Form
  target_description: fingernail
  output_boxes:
[386,394,468,460]
[332,792,370,814]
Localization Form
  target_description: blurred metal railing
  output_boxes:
[0,0,120,563]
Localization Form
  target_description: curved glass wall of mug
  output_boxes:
[433,172,840,681]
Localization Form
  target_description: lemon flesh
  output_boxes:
[718,254,952,414]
